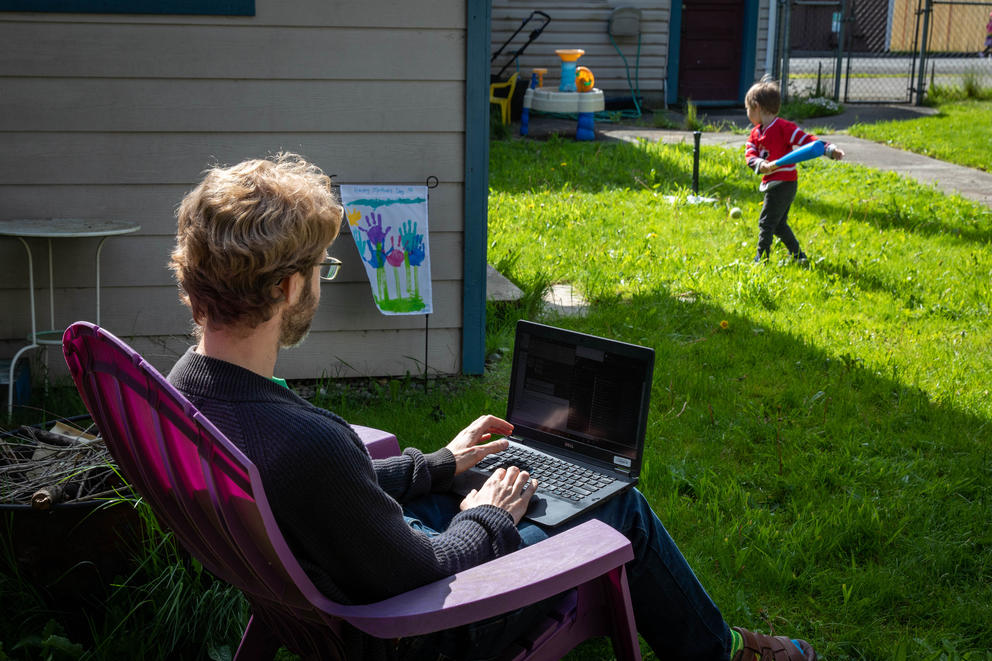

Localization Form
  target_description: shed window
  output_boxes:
[0,1,253,15]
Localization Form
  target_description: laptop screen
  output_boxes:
[506,321,654,470]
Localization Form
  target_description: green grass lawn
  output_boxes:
[332,133,992,659]
[3,115,991,660]
[849,100,992,172]
[485,135,992,659]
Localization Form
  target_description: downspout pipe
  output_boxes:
[462,0,491,374]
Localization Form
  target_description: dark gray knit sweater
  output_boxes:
[167,349,521,655]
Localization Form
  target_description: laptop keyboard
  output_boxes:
[475,443,619,502]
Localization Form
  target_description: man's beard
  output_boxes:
[279,278,318,348]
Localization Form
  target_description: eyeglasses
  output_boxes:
[318,256,342,281]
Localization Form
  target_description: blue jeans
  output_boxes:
[404,488,732,660]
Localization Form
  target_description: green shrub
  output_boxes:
[781,94,843,121]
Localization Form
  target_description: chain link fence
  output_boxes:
[773,0,992,104]
[915,0,992,98]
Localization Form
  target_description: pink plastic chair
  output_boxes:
[63,321,641,660]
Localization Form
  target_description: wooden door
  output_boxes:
[678,0,746,101]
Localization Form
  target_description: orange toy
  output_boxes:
[576,66,595,92]
[554,48,585,62]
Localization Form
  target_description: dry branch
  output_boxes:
[0,421,130,506]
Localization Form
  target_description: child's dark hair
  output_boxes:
[745,75,781,115]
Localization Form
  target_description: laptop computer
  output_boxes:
[452,320,655,527]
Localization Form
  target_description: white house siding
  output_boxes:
[0,0,468,381]
[491,0,671,104]
[757,0,772,78]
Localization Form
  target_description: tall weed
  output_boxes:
[0,495,247,660]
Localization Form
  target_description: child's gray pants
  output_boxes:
[756,180,802,260]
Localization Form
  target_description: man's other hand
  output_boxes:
[446,414,514,474]
[459,466,537,525]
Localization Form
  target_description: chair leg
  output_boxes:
[234,614,281,661]
[604,566,641,661]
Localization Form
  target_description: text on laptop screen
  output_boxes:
[508,332,650,459]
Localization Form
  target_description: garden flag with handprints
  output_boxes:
[339,185,433,315]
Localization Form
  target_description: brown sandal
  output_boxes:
[731,626,818,661]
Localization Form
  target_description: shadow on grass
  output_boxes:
[809,254,917,304]
[800,183,992,246]
[490,137,750,200]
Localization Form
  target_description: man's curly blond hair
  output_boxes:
[170,153,342,330]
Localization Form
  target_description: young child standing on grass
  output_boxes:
[744,76,844,264]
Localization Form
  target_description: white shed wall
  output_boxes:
[491,1,671,104]
[492,1,775,106]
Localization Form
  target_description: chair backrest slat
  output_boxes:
[99,359,240,581]
[195,444,300,599]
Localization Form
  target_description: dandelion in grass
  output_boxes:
[720,320,729,330]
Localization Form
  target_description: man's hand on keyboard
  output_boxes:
[458,465,538,525]
[446,414,515,474]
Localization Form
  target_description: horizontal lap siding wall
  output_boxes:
[757,0,771,78]
[491,1,670,102]
[0,0,467,379]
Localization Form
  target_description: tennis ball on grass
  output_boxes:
[729,207,742,219]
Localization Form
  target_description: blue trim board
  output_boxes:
[738,0,760,102]
[666,0,683,106]
[461,0,491,375]
[0,1,253,14]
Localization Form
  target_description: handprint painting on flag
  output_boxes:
[339,185,433,315]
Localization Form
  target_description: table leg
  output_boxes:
[6,238,39,416]
[95,237,109,326]
[47,239,55,334]
[17,237,38,344]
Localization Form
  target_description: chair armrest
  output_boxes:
[331,518,634,638]
[351,424,400,459]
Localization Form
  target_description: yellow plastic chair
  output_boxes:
[489,72,519,125]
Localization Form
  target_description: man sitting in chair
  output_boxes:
[167,152,818,661]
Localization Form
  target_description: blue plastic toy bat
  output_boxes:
[771,140,825,167]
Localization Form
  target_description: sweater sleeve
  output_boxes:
[372,446,456,501]
[265,423,520,603]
